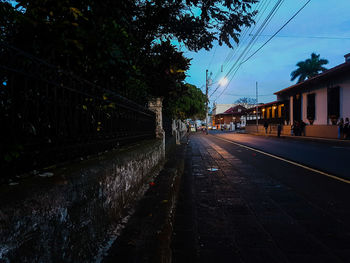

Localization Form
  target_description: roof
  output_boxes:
[274,61,350,95]
[214,105,246,116]
[223,105,246,115]
[258,101,278,107]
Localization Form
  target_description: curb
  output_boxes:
[102,141,186,263]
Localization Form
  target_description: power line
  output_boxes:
[211,0,268,84]
[241,0,312,64]
[210,0,284,99]
[249,34,350,40]
[222,0,269,67]
[214,0,312,102]
[225,0,284,78]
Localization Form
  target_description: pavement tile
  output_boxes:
[172,134,350,263]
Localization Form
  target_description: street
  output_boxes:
[171,132,350,263]
[213,131,350,179]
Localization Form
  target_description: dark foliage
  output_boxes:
[0,0,257,179]
[291,53,329,83]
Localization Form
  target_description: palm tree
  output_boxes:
[290,53,329,83]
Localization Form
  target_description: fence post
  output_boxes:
[148,98,165,139]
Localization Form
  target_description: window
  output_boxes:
[327,87,340,119]
[307,93,316,121]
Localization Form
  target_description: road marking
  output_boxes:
[332,146,349,149]
[212,135,350,184]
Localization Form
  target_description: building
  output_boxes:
[246,101,289,125]
[212,103,238,116]
[246,53,350,138]
[213,105,247,129]
[275,53,350,125]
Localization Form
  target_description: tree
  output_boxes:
[290,53,329,83]
[1,0,258,108]
[166,84,206,120]
[235,97,257,108]
[133,0,258,51]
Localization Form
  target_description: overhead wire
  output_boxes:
[249,34,350,40]
[213,0,285,100]
[240,0,312,65]
[209,0,270,91]
[224,0,284,78]
[210,0,284,100]
[212,0,268,83]
[214,0,312,102]
[222,0,270,69]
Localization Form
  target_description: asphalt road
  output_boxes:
[172,132,350,263]
[212,131,350,179]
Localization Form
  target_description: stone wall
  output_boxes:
[0,139,165,263]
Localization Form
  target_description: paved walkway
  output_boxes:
[171,133,350,263]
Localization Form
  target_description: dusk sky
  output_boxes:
[182,0,350,107]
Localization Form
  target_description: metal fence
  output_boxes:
[0,42,156,182]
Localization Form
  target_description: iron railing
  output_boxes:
[0,42,156,182]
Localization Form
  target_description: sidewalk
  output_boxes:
[102,138,187,263]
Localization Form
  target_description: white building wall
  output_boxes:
[301,88,327,125]
[302,93,307,123]
[314,87,328,125]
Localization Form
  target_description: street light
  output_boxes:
[218,77,228,86]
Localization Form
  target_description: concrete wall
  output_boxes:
[245,124,291,136]
[0,139,165,263]
[246,124,337,138]
[305,125,337,138]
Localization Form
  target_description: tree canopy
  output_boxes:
[1,0,257,117]
[167,83,207,120]
[235,97,257,108]
[290,53,329,83]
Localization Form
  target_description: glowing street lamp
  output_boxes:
[218,77,228,86]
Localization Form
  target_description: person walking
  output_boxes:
[337,118,344,139]
[277,123,282,138]
[300,120,306,136]
[344,117,350,139]
[263,121,269,134]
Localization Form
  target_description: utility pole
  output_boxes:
[256,81,258,133]
[205,69,209,135]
